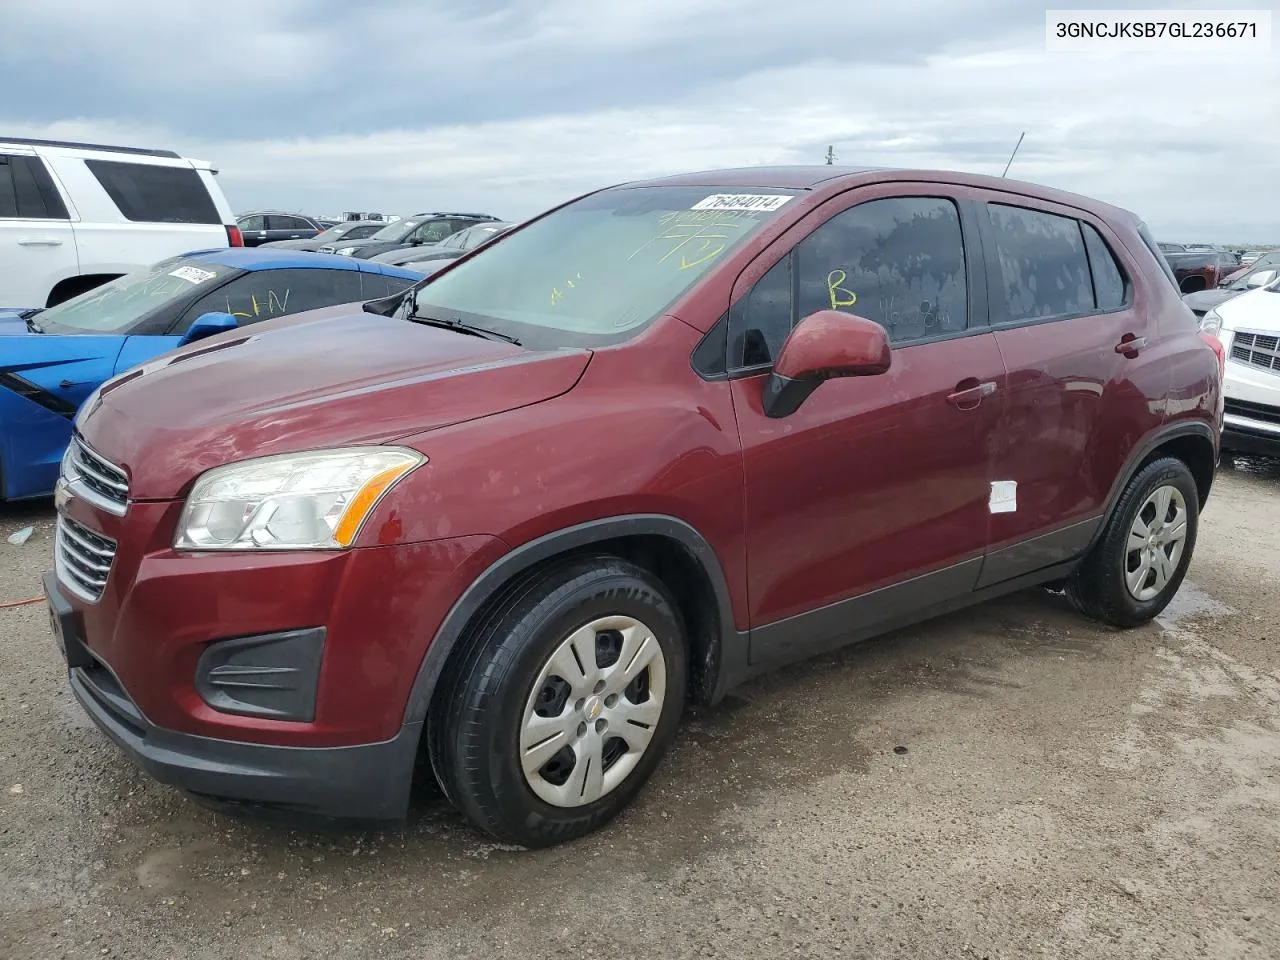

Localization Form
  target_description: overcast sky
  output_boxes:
[2,0,1277,241]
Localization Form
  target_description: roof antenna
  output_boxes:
[825,144,836,165]
[1001,132,1025,178]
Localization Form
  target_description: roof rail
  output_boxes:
[0,136,182,159]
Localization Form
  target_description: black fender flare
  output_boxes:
[401,514,739,724]
[1089,419,1217,552]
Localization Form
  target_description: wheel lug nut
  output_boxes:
[595,718,608,734]
[592,680,606,694]
[576,722,587,738]
[604,694,619,708]
[575,698,585,713]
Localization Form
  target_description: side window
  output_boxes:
[413,220,457,243]
[1082,223,1127,310]
[794,196,967,344]
[180,269,365,330]
[730,255,793,368]
[0,157,16,217]
[361,272,417,299]
[986,204,1093,321]
[85,159,220,224]
[0,155,68,219]
[238,215,265,231]
[347,224,380,239]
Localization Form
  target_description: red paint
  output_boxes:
[773,310,890,380]
[61,166,1220,752]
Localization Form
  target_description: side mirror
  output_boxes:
[181,311,239,345]
[762,310,891,418]
[1245,270,1276,288]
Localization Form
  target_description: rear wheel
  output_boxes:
[428,556,686,847]
[1066,457,1198,627]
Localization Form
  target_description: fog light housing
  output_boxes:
[195,628,325,721]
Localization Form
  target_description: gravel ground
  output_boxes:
[2,458,1278,959]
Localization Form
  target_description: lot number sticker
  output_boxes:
[169,266,217,284]
[690,194,793,212]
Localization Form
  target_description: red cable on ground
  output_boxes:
[0,596,45,609]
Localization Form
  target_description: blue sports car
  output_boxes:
[0,248,423,501]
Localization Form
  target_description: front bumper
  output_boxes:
[47,571,419,819]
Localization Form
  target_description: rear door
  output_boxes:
[267,215,316,242]
[238,215,269,246]
[975,194,1159,586]
[0,152,78,306]
[729,185,1007,666]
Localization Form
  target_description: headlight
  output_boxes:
[174,447,425,551]
[335,247,357,256]
[1199,308,1223,336]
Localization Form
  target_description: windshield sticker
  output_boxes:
[169,266,217,285]
[691,194,792,213]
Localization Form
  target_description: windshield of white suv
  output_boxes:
[410,185,799,346]
[35,258,234,334]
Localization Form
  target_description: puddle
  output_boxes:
[1157,580,1235,630]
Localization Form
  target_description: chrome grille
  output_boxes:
[63,436,129,515]
[56,515,117,603]
[1231,330,1280,375]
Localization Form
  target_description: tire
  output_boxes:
[428,555,687,848]
[1066,457,1199,628]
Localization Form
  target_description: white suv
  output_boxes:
[1201,277,1280,455]
[0,137,240,308]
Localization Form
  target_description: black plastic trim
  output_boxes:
[195,628,326,722]
[1092,421,1218,541]
[402,514,741,722]
[749,557,983,668]
[0,370,76,418]
[690,314,729,381]
[975,516,1101,589]
[1222,424,1280,456]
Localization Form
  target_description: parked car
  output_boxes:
[0,137,240,309]
[1158,242,1186,253]
[1240,249,1274,267]
[320,212,500,259]
[235,211,329,247]
[1183,263,1280,317]
[1164,250,1228,293]
[46,166,1220,848]
[1220,249,1280,287]
[1200,276,1280,455]
[371,221,515,267]
[260,220,386,252]
[0,249,420,501]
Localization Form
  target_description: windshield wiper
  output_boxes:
[408,312,521,345]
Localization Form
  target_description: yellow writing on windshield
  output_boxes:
[550,273,584,306]
[826,270,857,310]
[226,289,291,320]
[629,211,760,271]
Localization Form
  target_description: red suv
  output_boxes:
[46,167,1222,847]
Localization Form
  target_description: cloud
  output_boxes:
[1,0,1276,240]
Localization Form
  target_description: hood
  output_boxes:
[259,239,323,251]
[1182,288,1241,315]
[343,240,405,259]
[0,308,40,335]
[377,248,459,267]
[1215,284,1280,334]
[80,308,591,499]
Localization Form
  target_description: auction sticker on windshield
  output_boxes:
[690,194,793,212]
[169,265,217,284]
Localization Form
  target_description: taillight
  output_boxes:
[225,224,244,247]
[1199,330,1226,379]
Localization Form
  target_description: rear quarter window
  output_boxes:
[986,204,1094,321]
[85,159,220,224]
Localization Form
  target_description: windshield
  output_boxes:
[371,218,422,241]
[411,186,798,346]
[37,259,235,334]
[312,223,362,243]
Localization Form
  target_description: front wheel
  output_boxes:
[428,556,687,848]
[1066,457,1199,628]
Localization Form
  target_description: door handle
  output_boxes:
[946,379,998,409]
[1115,334,1146,357]
[18,238,63,246]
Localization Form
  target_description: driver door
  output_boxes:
[729,185,1007,667]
